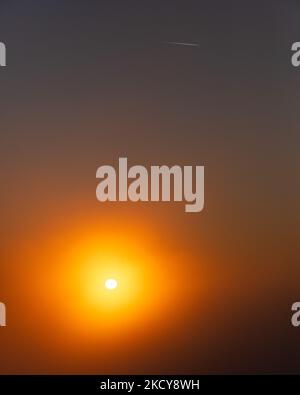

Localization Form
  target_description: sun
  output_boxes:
[105,278,118,290]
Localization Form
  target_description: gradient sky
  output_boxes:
[0,0,300,374]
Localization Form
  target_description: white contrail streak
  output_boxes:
[165,41,199,47]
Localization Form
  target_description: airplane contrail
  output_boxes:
[165,41,199,47]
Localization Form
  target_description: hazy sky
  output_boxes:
[0,1,299,374]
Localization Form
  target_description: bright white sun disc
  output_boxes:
[105,278,118,290]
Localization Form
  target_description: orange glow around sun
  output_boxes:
[27,216,201,349]
[5,212,214,373]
